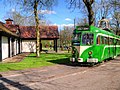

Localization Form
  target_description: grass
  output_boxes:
[0,53,71,72]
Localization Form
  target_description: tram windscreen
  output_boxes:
[72,33,81,45]
[72,33,80,41]
[82,33,94,45]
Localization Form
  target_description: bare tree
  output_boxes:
[6,0,57,57]
[4,10,36,26]
[66,0,95,25]
[60,26,73,47]
[76,17,88,26]
[109,0,120,34]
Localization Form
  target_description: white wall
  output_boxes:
[16,40,19,54]
[2,36,8,60]
[10,38,12,57]
[22,40,36,52]
[20,40,22,53]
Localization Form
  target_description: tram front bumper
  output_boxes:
[87,58,98,63]
[70,58,83,62]
[70,58,75,62]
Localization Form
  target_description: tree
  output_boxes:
[5,10,36,26]
[76,17,88,26]
[66,0,95,25]
[109,0,120,34]
[6,0,57,57]
[60,26,73,47]
[94,0,111,20]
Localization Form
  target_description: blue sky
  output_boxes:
[45,0,83,26]
[0,0,83,28]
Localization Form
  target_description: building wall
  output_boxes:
[22,40,36,52]
[14,39,17,55]
[16,40,19,54]
[2,36,8,60]
[9,38,12,57]
[20,39,22,53]
[0,36,21,61]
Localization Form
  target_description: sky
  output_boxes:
[0,0,83,29]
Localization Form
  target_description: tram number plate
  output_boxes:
[87,58,98,62]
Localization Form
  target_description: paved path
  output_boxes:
[0,56,120,90]
[3,53,30,63]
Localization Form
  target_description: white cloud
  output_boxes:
[51,23,74,31]
[11,8,15,12]
[61,24,74,27]
[65,18,72,21]
[38,10,56,14]
[52,23,74,27]
[53,23,57,26]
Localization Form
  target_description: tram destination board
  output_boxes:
[76,25,89,31]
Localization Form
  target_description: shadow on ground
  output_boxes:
[0,77,32,90]
[48,58,93,67]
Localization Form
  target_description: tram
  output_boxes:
[70,18,120,63]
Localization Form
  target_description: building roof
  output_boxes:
[4,24,19,32]
[0,23,19,37]
[1,18,59,39]
[20,25,59,39]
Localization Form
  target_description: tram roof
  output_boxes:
[75,25,120,38]
[90,26,120,38]
[90,26,114,34]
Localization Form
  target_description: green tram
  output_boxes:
[70,19,120,63]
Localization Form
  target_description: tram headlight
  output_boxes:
[72,50,75,54]
[88,51,92,55]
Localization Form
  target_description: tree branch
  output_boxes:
[39,0,45,6]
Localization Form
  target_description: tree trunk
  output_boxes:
[34,0,40,57]
[83,0,94,25]
[88,5,94,25]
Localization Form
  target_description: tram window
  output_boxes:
[107,37,109,44]
[109,38,113,45]
[117,39,120,45]
[115,39,117,44]
[97,36,101,45]
[104,37,108,44]
[72,33,80,40]
[101,36,104,44]
[82,33,94,45]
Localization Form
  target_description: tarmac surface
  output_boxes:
[0,53,120,90]
[3,52,30,63]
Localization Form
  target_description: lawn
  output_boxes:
[0,53,71,72]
